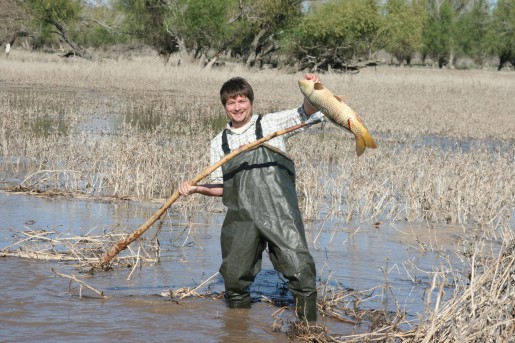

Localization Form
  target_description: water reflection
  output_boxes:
[219,308,251,342]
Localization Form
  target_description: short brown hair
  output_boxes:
[220,77,254,105]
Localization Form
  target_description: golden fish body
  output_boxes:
[298,80,377,156]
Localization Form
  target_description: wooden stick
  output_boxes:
[100,119,317,266]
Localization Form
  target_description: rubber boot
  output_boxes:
[226,293,252,309]
[295,293,317,323]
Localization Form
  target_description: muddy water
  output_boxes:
[0,191,464,342]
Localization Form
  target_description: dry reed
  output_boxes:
[0,226,159,271]
[279,225,514,342]
[1,51,513,228]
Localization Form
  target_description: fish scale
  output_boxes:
[298,79,377,156]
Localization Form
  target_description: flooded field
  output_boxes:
[0,191,465,342]
[1,53,514,341]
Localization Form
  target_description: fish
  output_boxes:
[298,79,377,156]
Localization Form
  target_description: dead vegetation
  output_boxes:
[0,226,159,271]
[1,51,513,227]
[409,228,515,343]
[277,226,514,342]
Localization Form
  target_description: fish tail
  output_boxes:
[363,129,377,149]
[355,136,366,157]
[355,129,377,157]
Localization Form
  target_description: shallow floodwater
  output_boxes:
[0,191,465,342]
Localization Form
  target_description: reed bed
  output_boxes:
[1,50,514,228]
[293,134,514,226]
[410,229,515,342]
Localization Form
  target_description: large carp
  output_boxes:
[299,79,377,156]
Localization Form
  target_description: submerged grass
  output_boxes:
[1,50,514,341]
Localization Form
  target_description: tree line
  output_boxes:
[2,0,514,71]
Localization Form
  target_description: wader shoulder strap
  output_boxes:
[221,129,231,155]
[255,115,263,139]
[221,115,264,155]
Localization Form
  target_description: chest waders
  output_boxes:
[219,116,317,322]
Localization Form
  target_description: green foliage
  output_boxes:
[384,0,427,64]
[422,0,453,67]
[4,0,512,70]
[233,0,303,61]
[179,0,239,53]
[26,0,82,48]
[116,0,172,38]
[29,0,82,24]
[453,0,492,67]
[284,0,385,69]
[490,0,515,67]
[115,0,181,55]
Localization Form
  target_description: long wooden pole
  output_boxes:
[100,119,318,266]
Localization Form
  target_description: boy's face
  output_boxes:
[224,95,253,129]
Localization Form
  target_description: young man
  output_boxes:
[179,74,323,322]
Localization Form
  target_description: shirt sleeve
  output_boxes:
[261,106,310,138]
[209,136,224,184]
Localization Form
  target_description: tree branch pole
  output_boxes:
[100,118,320,266]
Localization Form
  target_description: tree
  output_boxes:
[236,0,303,68]
[77,3,127,48]
[284,0,385,71]
[454,0,492,68]
[178,0,239,63]
[384,0,426,65]
[28,0,91,58]
[0,0,31,53]
[115,0,183,62]
[491,0,515,70]
[422,0,478,68]
[422,0,453,67]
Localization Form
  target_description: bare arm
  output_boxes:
[179,182,223,197]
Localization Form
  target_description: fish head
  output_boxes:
[298,79,315,97]
[298,79,326,98]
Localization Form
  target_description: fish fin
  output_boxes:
[334,95,343,102]
[355,136,366,157]
[363,129,378,149]
[314,83,325,90]
[355,130,377,157]
[336,95,351,102]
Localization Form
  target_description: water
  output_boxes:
[0,191,465,342]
